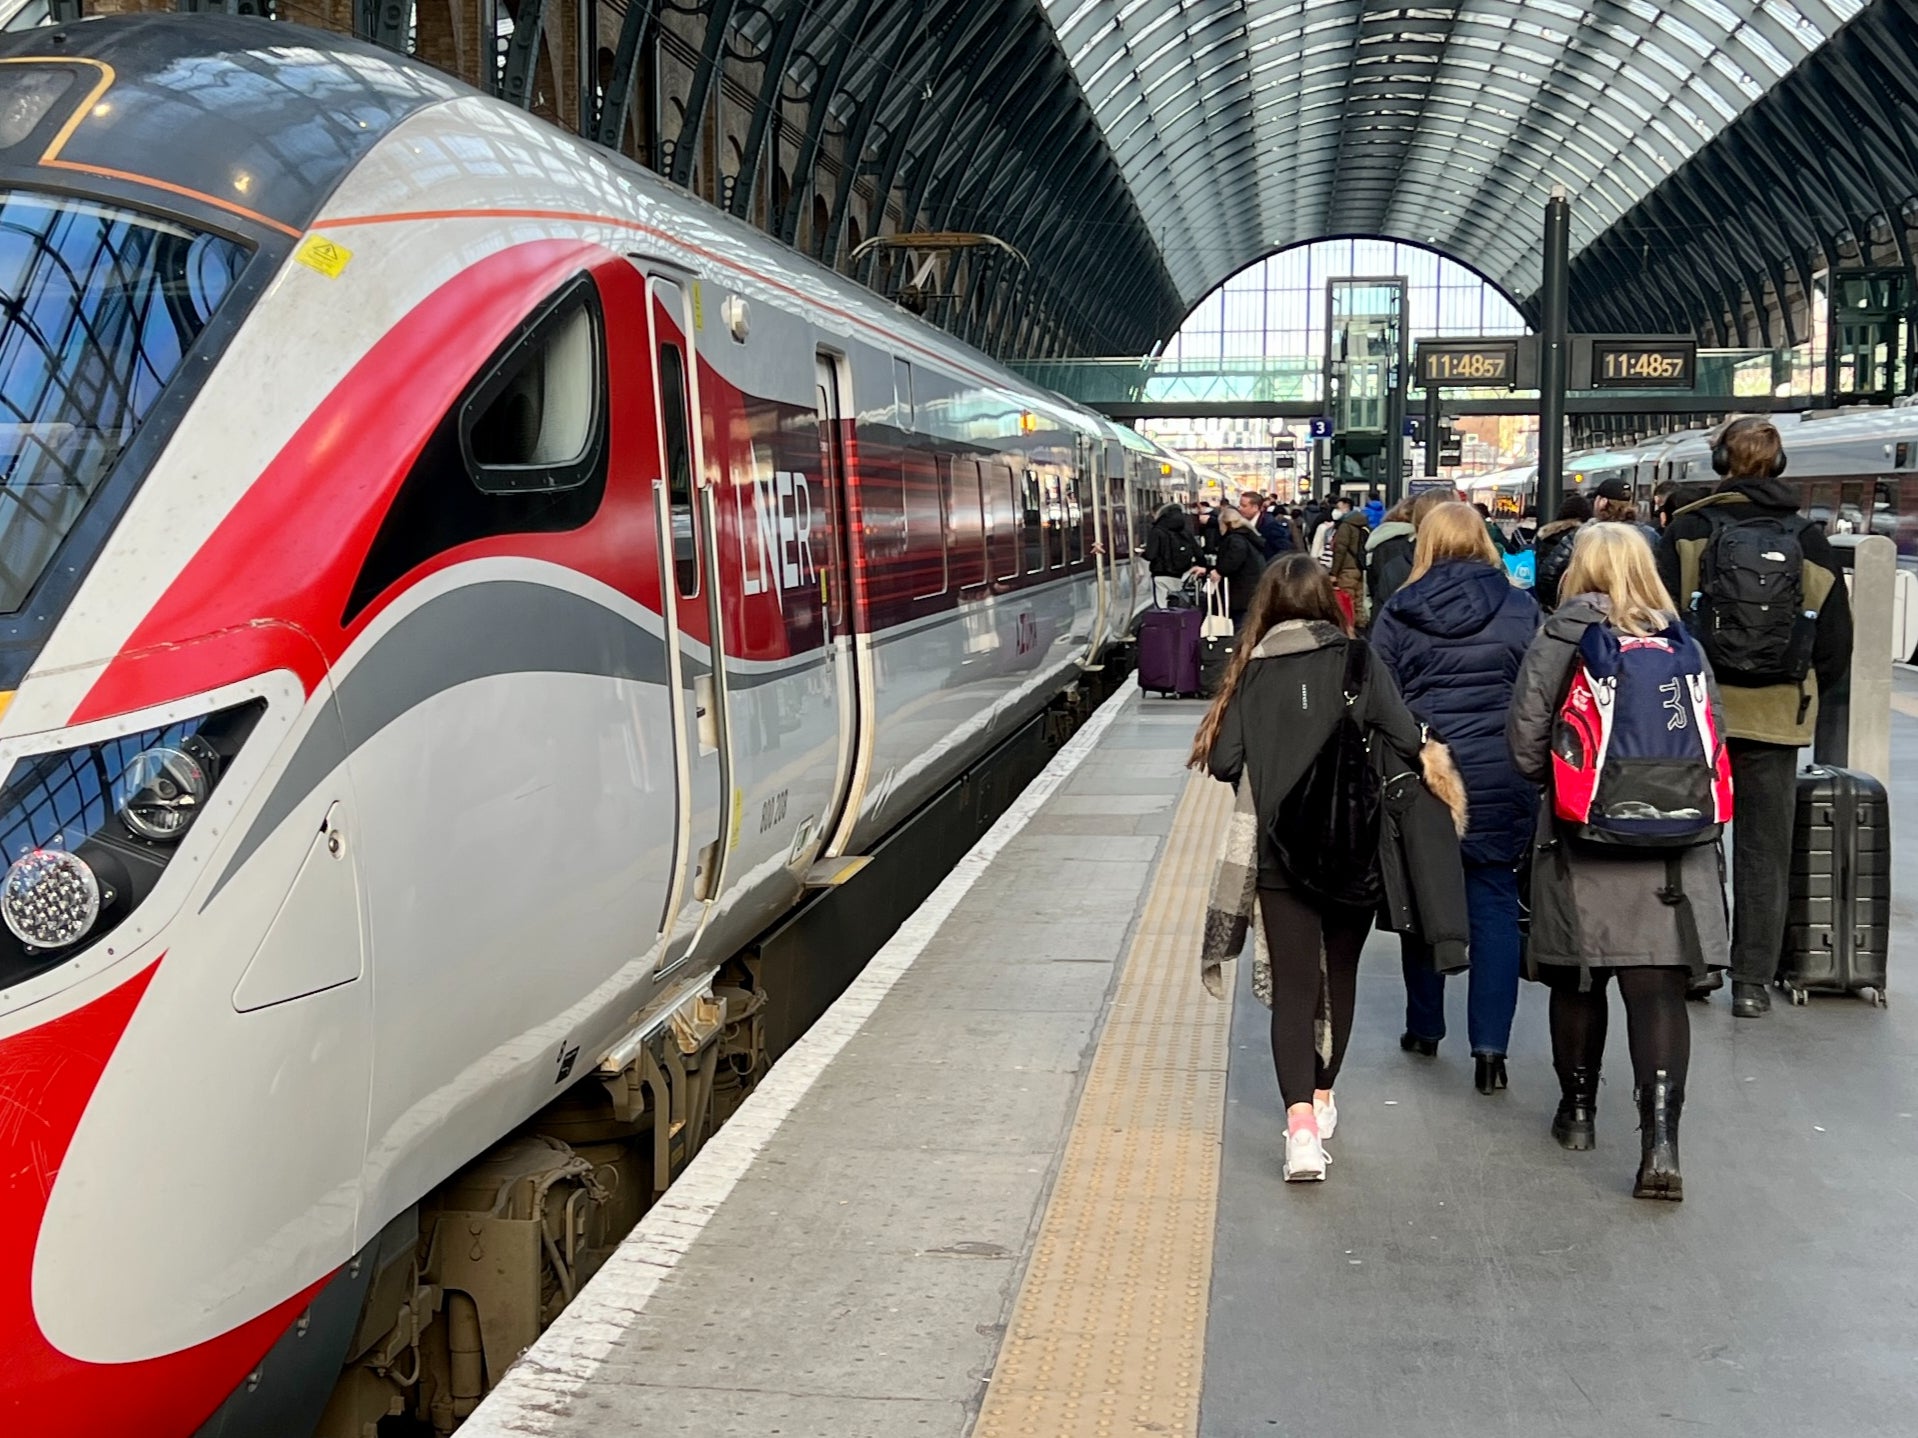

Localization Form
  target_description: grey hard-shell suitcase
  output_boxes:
[1778,764,1890,1006]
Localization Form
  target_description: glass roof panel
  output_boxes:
[1039,0,1846,301]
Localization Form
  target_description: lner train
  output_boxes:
[0,17,1179,1435]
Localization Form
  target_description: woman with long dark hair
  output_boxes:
[1192,554,1428,1182]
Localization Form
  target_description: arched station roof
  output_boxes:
[1041,0,1865,306]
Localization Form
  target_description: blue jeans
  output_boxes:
[1400,860,1524,1056]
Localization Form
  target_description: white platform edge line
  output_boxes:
[461,682,1143,1436]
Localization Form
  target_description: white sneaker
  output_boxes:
[1314,1092,1338,1142]
[1283,1126,1327,1182]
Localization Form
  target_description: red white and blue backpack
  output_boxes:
[1551,621,1733,847]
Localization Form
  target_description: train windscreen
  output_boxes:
[0,191,248,612]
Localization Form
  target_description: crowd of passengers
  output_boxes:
[1167,417,1854,1200]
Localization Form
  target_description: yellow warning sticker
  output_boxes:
[692,280,704,331]
[296,234,353,279]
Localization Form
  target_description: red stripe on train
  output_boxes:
[0,962,326,1434]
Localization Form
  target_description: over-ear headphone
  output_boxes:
[1711,416,1787,478]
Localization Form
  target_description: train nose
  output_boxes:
[0,965,320,1438]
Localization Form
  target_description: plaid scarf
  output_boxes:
[1198,620,1342,1058]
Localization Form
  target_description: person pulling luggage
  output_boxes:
[1656,416,1852,1018]
[1506,525,1731,1201]
[1142,502,1203,606]
[1210,505,1266,629]
[1194,555,1460,1183]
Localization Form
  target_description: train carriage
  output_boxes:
[0,17,1181,1435]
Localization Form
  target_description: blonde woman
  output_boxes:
[1372,503,1540,1093]
[1209,503,1265,626]
[1506,524,1729,1200]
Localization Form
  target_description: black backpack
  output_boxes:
[1272,639,1384,908]
[1689,509,1818,685]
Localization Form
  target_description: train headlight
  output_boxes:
[114,737,216,842]
[0,700,263,978]
[1,849,103,949]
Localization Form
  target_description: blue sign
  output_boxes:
[1308,417,1334,440]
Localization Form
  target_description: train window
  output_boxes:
[0,191,250,614]
[461,276,605,493]
[1021,469,1044,575]
[993,462,1019,582]
[912,453,950,600]
[1873,480,1898,539]
[657,341,699,597]
[1067,473,1086,564]
[893,358,914,431]
[346,275,609,623]
[1043,474,1066,570]
[948,457,987,590]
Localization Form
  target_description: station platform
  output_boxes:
[463,674,1918,1438]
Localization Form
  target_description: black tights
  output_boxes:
[1258,886,1371,1108]
[1544,966,1692,1090]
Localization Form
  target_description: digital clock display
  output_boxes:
[1417,341,1519,388]
[1593,341,1695,389]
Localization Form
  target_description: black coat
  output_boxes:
[1378,760,1470,973]
[1207,624,1424,890]
[1255,511,1292,557]
[1371,559,1541,866]
[1212,524,1265,614]
[1143,507,1199,577]
[1531,518,1584,610]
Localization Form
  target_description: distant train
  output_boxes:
[1468,409,1918,659]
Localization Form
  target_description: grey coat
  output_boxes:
[1505,596,1731,974]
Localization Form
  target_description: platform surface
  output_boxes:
[464,673,1918,1438]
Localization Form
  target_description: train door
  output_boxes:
[647,273,729,973]
[813,352,865,857]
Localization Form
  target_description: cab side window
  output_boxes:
[347,275,608,623]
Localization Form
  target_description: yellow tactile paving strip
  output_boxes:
[975,772,1234,1438]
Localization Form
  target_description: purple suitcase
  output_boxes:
[1137,606,1204,697]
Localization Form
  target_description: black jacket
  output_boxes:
[1212,523,1265,614]
[1378,761,1470,973]
[1207,624,1424,890]
[1531,518,1584,610]
[1143,506,1199,577]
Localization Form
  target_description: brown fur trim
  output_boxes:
[1420,740,1469,836]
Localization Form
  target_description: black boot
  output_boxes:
[1731,981,1770,1017]
[1399,1031,1438,1058]
[1631,1070,1684,1202]
[1473,1053,1508,1095]
[1551,1067,1598,1151]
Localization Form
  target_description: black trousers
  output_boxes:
[1727,739,1798,985]
[1540,965,1691,1091]
[1257,885,1371,1108]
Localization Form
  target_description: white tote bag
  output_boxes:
[1201,576,1234,640]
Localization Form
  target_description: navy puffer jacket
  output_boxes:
[1372,560,1542,865]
